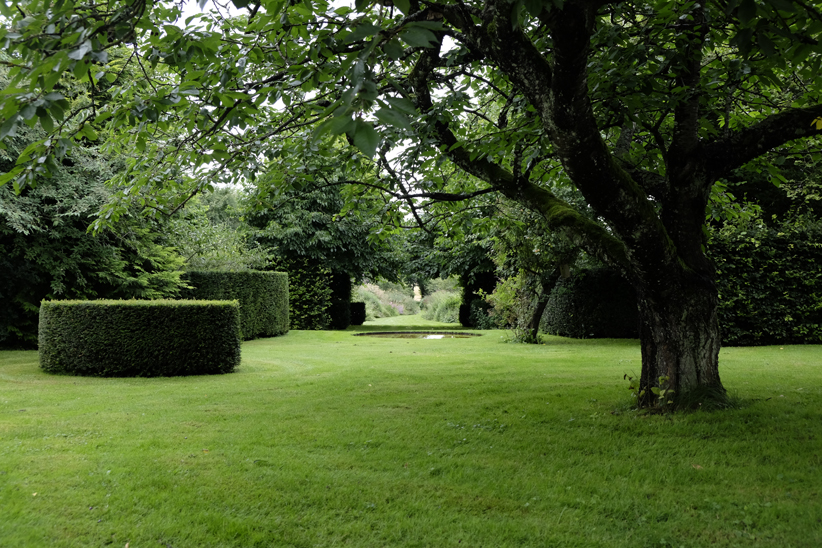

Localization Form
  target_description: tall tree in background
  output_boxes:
[2,0,822,405]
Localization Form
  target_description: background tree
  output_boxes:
[3,0,822,405]
[0,122,185,348]
[167,187,272,271]
[245,135,404,328]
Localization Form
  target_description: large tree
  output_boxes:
[2,0,822,405]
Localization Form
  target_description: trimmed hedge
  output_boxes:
[39,300,241,377]
[279,258,332,330]
[328,271,352,330]
[180,271,288,340]
[540,268,639,339]
[350,302,366,325]
[710,220,822,345]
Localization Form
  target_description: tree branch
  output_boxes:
[704,104,822,180]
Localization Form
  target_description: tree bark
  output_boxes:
[527,294,550,344]
[634,268,724,406]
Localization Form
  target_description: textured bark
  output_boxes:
[528,294,550,344]
[636,271,723,404]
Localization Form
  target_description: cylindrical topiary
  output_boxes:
[540,268,639,339]
[39,300,242,377]
[328,271,352,330]
[350,302,366,326]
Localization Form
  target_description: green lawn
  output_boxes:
[1,318,820,547]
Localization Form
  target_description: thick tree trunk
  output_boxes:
[634,271,724,407]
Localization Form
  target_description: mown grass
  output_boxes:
[1,317,820,547]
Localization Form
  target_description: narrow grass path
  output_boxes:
[0,327,820,547]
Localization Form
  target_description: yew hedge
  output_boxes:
[38,300,241,377]
[181,270,289,339]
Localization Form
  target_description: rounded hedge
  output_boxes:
[540,268,639,339]
[39,300,242,377]
[180,270,288,340]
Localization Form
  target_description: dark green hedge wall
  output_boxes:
[350,302,366,326]
[39,300,241,377]
[540,268,639,339]
[180,271,288,340]
[710,220,822,345]
[328,271,352,330]
[276,258,332,330]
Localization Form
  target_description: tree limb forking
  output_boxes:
[406,31,628,267]
[704,104,822,180]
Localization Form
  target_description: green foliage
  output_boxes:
[180,270,288,340]
[625,374,677,412]
[541,268,639,339]
[247,178,401,283]
[420,291,461,324]
[278,258,332,330]
[168,192,272,272]
[0,121,186,349]
[38,300,241,376]
[483,272,543,341]
[354,283,418,320]
[354,284,397,321]
[710,216,822,345]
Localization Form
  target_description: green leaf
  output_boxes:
[39,111,54,133]
[80,124,98,141]
[355,0,371,11]
[766,0,796,12]
[0,115,19,140]
[399,27,438,48]
[375,107,413,131]
[383,40,404,60]
[393,0,411,14]
[523,0,545,17]
[105,72,118,83]
[20,104,36,120]
[385,96,417,115]
[737,0,758,24]
[352,120,380,158]
[345,23,381,43]
[67,40,92,61]
[757,33,776,57]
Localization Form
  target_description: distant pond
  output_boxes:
[353,332,482,339]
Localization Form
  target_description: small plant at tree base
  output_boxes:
[624,374,675,412]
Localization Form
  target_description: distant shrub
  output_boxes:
[39,300,241,377]
[355,283,419,320]
[180,270,288,339]
[425,276,459,294]
[540,268,639,339]
[421,291,461,323]
[350,302,366,326]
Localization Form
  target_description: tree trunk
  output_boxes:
[635,270,724,407]
[527,294,550,344]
